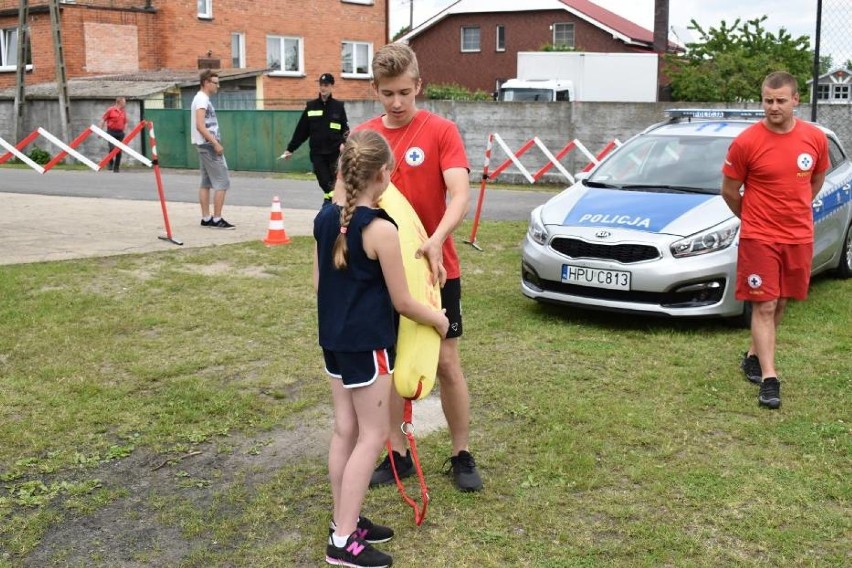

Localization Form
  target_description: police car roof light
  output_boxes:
[665,109,766,120]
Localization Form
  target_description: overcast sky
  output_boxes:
[389,0,851,64]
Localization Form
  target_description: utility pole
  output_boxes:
[13,0,29,144]
[409,0,414,31]
[49,0,71,147]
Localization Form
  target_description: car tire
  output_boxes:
[835,221,852,279]
[727,301,752,329]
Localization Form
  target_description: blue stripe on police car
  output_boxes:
[562,188,714,233]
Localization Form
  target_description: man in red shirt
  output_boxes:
[99,97,128,173]
[721,71,829,409]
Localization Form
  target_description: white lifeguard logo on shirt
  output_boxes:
[405,147,426,167]
[797,153,815,171]
[748,274,763,289]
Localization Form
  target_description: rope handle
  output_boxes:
[387,399,429,526]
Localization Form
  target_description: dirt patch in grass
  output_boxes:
[19,413,331,567]
[17,396,448,566]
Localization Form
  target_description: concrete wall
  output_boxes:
[345,100,852,184]
[2,99,850,179]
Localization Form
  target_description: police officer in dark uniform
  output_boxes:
[280,73,349,202]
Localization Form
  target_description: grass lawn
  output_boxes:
[0,221,849,567]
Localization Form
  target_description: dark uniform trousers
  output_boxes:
[311,152,339,195]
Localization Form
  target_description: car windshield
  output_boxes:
[588,134,733,194]
[500,88,555,102]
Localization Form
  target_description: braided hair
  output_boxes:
[332,130,394,269]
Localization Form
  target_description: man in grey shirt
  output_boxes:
[191,69,235,229]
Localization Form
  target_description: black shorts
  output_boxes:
[323,347,395,388]
[443,278,463,339]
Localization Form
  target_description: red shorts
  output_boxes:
[736,239,812,302]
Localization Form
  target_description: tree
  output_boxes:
[665,16,813,102]
[392,25,411,41]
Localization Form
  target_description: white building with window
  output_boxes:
[809,68,851,104]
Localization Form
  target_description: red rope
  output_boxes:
[386,399,429,526]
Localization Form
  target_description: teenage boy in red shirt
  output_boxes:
[336,43,483,492]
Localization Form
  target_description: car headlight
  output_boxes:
[670,219,739,258]
[528,208,549,245]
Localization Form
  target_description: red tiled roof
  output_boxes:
[559,0,654,44]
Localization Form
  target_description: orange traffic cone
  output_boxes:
[263,196,291,246]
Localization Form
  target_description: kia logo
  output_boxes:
[595,230,612,239]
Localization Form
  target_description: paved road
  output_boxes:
[0,167,556,221]
[0,167,558,265]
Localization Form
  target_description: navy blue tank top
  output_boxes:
[314,204,398,351]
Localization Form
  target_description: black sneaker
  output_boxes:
[444,450,483,492]
[369,450,413,487]
[325,533,392,567]
[329,516,394,545]
[212,218,236,230]
[741,352,762,384]
[758,377,781,409]
[200,218,214,228]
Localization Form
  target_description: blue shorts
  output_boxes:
[323,347,395,388]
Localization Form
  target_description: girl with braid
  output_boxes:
[313,130,448,568]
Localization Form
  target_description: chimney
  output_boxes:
[653,0,669,54]
[653,0,670,101]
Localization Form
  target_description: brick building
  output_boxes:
[399,0,680,96]
[0,0,389,106]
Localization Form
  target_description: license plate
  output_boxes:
[562,264,631,290]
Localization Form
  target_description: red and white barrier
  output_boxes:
[0,121,182,246]
[465,133,621,249]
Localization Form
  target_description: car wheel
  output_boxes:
[836,222,852,279]
[726,301,752,329]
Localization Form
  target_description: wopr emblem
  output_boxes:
[405,147,425,167]
[797,153,815,171]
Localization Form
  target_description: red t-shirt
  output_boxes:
[102,106,127,131]
[357,110,470,279]
[722,120,828,244]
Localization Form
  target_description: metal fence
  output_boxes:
[143,109,310,172]
[812,0,852,144]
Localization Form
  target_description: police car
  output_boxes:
[521,109,852,325]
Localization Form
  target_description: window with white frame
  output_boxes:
[816,84,830,100]
[833,84,850,101]
[197,0,212,19]
[553,23,574,48]
[267,35,304,75]
[342,41,371,77]
[231,32,245,68]
[461,26,480,52]
[0,27,32,71]
[496,25,505,52]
